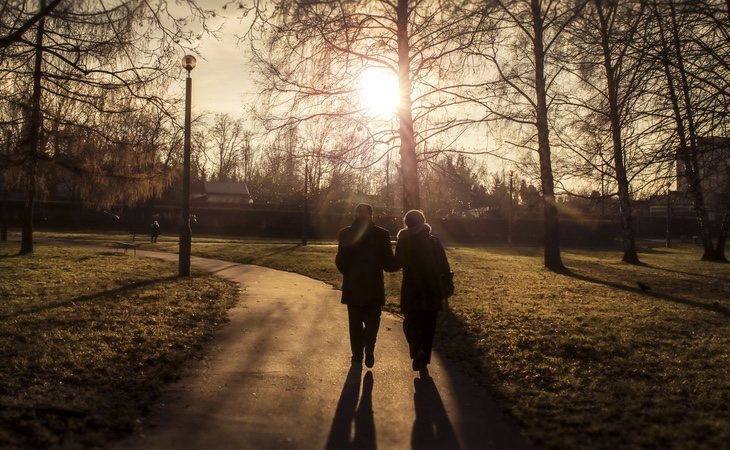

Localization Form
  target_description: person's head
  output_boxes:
[354,203,373,224]
[403,209,426,228]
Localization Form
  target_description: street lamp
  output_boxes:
[301,156,309,246]
[508,170,514,247]
[666,182,672,249]
[179,54,196,276]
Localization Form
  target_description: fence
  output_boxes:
[2,200,711,245]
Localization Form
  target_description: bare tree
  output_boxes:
[560,0,655,264]
[247,0,483,211]
[250,125,303,204]
[471,0,587,271]
[649,0,730,261]
[0,0,63,51]
[209,113,248,182]
[0,0,211,254]
[240,128,255,184]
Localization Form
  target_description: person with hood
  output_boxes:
[395,209,453,371]
[336,203,398,368]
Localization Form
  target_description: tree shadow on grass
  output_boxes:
[641,264,730,283]
[561,269,730,318]
[213,245,300,265]
[255,244,301,259]
[0,275,179,320]
[208,263,242,275]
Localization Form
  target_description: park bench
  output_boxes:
[111,241,141,255]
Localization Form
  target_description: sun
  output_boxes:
[358,67,399,118]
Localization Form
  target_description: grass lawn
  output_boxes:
[143,239,728,450]
[23,231,730,448]
[0,242,238,448]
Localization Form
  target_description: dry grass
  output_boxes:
[441,246,729,449]
[0,243,238,448]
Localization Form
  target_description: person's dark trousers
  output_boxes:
[403,311,439,364]
[347,304,382,361]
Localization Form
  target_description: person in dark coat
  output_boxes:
[150,220,160,243]
[336,203,398,368]
[395,210,451,371]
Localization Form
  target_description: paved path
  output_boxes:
[116,251,532,449]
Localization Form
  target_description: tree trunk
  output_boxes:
[396,0,420,211]
[19,3,45,255]
[531,0,564,272]
[659,50,711,259]
[301,157,308,246]
[598,5,640,264]
[667,0,720,261]
[0,189,7,242]
[610,115,639,263]
[715,208,728,262]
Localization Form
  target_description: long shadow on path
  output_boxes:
[325,366,377,450]
[412,370,460,450]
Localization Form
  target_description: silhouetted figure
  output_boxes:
[336,203,398,367]
[150,220,160,243]
[396,210,452,371]
[411,371,460,449]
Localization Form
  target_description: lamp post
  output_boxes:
[301,156,309,246]
[666,182,672,249]
[179,54,196,277]
[508,171,514,247]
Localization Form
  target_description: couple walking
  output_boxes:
[336,204,453,371]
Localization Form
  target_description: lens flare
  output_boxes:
[358,67,399,118]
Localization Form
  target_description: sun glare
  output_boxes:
[358,67,399,118]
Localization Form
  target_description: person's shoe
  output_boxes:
[365,352,375,368]
[412,358,426,371]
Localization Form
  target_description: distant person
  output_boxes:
[395,210,453,371]
[150,220,160,243]
[336,203,398,368]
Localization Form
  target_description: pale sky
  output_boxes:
[169,2,257,118]
[166,3,510,174]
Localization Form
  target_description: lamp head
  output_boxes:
[182,55,197,72]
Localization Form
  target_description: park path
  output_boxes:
[115,250,532,450]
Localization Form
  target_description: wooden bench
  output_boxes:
[111,241,141,255]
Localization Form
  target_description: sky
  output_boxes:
[166,2,509,174]
[169,2,256,118]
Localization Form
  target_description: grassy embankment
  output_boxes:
[0,243,238,448]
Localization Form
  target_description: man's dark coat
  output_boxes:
[336,221,398,306]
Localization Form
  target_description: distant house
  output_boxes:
[201,181,252,204]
